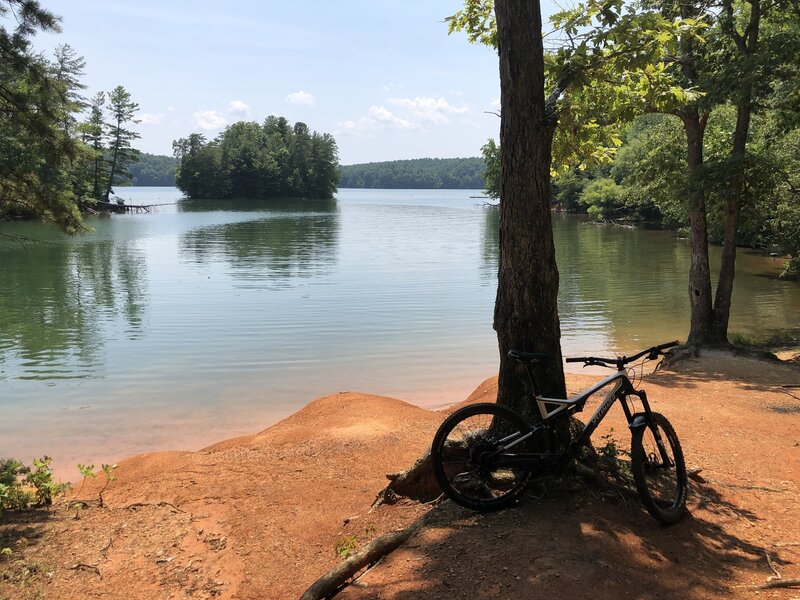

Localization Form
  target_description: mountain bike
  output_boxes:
[430,341,687,524]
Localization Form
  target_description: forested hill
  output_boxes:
[129,153,177,186]
[338,157,484,189]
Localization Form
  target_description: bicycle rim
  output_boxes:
[431,404,534,511]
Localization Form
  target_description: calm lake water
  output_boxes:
[1,187,798,476]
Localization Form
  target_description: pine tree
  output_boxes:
[104,85,140,201]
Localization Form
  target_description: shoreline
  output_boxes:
[35,363,634,483]
[1,351,799,598]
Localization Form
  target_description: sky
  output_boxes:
[39,1,560,165]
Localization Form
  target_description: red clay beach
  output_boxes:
[1,351,798,599]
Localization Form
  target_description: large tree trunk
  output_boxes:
[711,0,761,345]
[682,111,714,346]
[494,0,566,420]
[710,102,751,344]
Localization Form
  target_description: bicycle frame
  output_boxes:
[495,370,662,469]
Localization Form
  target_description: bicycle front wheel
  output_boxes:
[631,412,687,524]
[431,403,534,511]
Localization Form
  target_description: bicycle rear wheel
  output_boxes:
[631,412,687,524]
[431,403,535,511]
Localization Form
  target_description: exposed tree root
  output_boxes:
[123,501,186,513]
[661,342,781,370]
[300,516,430,600]
[372,451,439,509]
[756,578,800,590]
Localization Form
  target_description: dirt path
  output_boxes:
[1,352,798,599]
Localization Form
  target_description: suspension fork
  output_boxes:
[630,390,673,466]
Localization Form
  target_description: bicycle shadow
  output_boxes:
[344,477,776,599]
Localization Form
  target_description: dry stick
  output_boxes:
[300,517,429,600]
[764,550,782,580]
[67,563,101,577]
[774,541,800,548]
[123,501,186,513]
[757,579,800,590]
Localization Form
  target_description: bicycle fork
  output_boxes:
[629,391,674,468]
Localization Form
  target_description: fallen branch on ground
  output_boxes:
[300,514,431,600]
[756,579,800,590]
[123,501,186,513]
[67,563,100,577]
[764,550,782,580]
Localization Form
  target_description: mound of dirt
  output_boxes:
[1,353,798,599]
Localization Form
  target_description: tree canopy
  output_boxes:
[173,117,339,200]
[0,1,83,231]
[454,0,800,348]
[0,1,142,231]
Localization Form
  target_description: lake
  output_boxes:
[1,187,797,477]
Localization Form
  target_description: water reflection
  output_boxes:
[0,231,147,379]
[178,197,337,214]
[480,207,499,283]
[178,200,340,286]
[478,211,799,353]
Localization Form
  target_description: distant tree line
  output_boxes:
[173,117,339,200]
[339,157,485,189]
[129,153,177,186]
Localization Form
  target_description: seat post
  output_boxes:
[523,362,541,397]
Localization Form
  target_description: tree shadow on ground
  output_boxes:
[647,353,800,396]
[0,508,55,586]
[0,509,51,549]
[346,477,777,599]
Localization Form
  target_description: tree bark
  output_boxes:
[682,111,714,346]
[494,0,566,419]
[711,0,761,345]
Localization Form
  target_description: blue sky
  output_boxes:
[41,1,560,164]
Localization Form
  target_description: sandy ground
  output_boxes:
[1,351,798,599]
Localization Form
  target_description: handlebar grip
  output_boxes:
[565,357,585,363]
[657,340,680,351]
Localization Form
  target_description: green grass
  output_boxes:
[729,328,800,350]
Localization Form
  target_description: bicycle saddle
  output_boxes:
[508,350,550,364]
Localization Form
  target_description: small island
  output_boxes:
[172,116,340,200]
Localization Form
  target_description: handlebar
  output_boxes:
[566,340,680,370]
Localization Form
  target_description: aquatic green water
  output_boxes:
[1,187,797,474]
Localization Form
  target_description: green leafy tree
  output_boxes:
[0,0,85,232]
[174,116,339,201]
[480,139,500,199]
[80,91,107,200]
[451,0,799,348]
[104,85,140,201]
[50,43,87,136]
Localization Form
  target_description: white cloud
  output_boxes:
[228,100,250,116]
[166,106,177,112]
[193,110,228,130]
[334,105,419,137]
[490,97,501,109]
[387,96,469,125]
[335,95,470,137]
[139,112,164,125]
[286,90,316,107]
